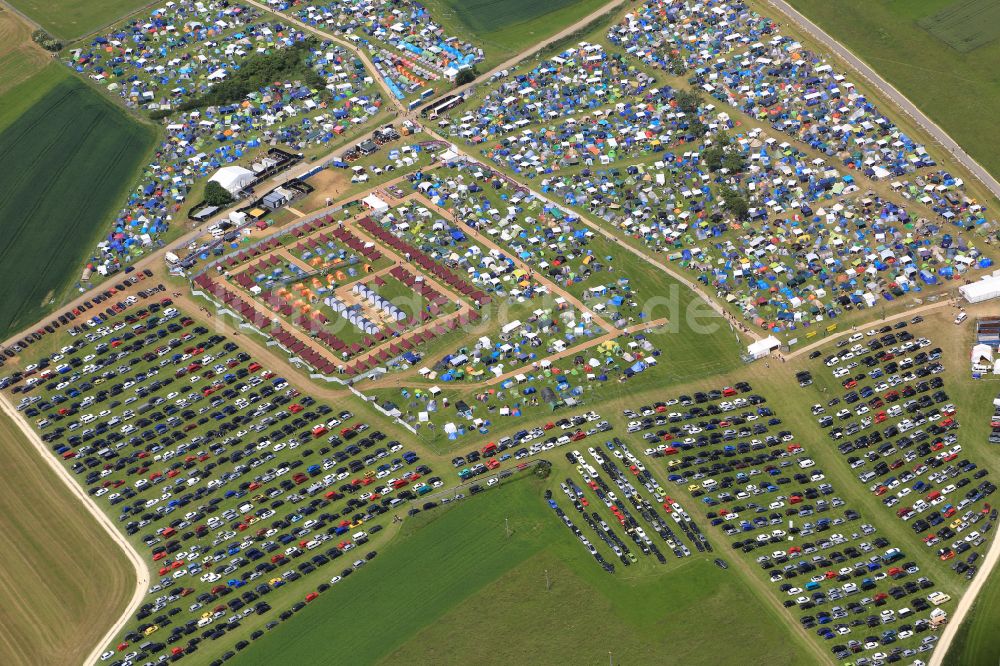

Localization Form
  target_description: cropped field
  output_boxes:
[0,72,155,338]
[917,0,1000,53]
[0,9,50,100]
[238,478,813,666]
[783,0,1000,183]
[0,10,66,135]
[6,0,150,40]
[0,409,133,666]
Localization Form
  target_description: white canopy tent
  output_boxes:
[747,335,780,359]
[209,165,254,195]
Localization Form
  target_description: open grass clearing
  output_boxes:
[941,551,1000,665]
[435,0,584,37]
[7,0,152,40]
[237,474,814,666]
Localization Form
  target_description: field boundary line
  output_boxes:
[0,394,149,664]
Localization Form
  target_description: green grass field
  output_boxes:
[942,556,1000,665]
[0,69,156,338]
[423,0,611,66]
[0,63,64,133]
[236,477,814,666]
[917,0,1000,52]
[783,0,1000,184]
[439,0,583,36]
[6,0,151,40]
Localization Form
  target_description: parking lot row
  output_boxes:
[0,304,469,665]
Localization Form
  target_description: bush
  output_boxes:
[702,144,725,171]
[674,89,702,114]
[31,29,61,52]
[703,133,746,174]
[720,186,750,220]
[455,68,477,86]
[204,181,235,207]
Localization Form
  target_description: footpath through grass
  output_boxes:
[0,68,156,338]
[237,476,812,666]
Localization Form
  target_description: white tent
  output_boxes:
[972,343,993,372]
[747,335,780,359]
[209,165,254,195]
[362,193,389,213]
[960,274,1000,303]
